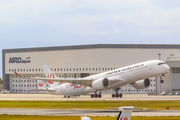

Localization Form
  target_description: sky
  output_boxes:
[0,0,180,77]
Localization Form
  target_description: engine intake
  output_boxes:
[92,78,109,90]
[133,79,150,89]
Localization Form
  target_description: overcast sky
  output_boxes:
[0,0,180,77]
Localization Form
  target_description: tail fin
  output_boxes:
[41,65,59,88]
[117,106,134,120]
[81,117,91,120]
[108,106,145,120]
[37,80,47,90]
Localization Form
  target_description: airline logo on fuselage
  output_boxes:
[9,57,31,64]
[74,85,83,89]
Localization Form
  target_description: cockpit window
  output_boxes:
[158,62,166,65]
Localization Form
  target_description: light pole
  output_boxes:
[157,53,161,95]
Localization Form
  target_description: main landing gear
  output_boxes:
[91,91,102,98]
[112,93,122,98]
[64,95,70,98]
[112,87,122,98]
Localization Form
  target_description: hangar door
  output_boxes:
[172,68,180,90]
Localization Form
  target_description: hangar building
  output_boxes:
[2,44,180,94]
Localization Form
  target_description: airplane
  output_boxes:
[81,106,145,120]
[14,60,170,98]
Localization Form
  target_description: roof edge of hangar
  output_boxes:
[2,44,180,53]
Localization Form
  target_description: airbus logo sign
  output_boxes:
[9,57,31,64]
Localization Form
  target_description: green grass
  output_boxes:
[0,115,180,120]
[0,100,180,110]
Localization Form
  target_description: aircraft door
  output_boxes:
[149,62,152,70]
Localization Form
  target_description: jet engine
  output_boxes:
[133,79,150,89]
[92,78,109,90]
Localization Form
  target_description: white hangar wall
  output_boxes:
[2,44,180,94]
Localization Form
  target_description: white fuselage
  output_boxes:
[48,60,170,96]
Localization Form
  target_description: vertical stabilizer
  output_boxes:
[117,106,134,120]
[81,117,91,120]
[37,80,47,89]
[41,65,59,88]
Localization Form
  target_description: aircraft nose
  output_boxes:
[164,64,170,71]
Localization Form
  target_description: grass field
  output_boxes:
[0,100,180,110]
[0,115,180,120]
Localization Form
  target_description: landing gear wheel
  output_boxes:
[99,94,102,98]
[64,95,66,98]
[120,94,122,98]
[91,94,94,98]
[116,94,119,98]
[112,94,115,98]
[68,96,70,98]
[95,94,98,98]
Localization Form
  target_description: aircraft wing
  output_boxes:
[14,71,92,86]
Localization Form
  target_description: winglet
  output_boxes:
[14,71,20,77]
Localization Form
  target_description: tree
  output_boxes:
[0,77,2,84]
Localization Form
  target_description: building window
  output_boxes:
[39,69,40,71]
[99,68,101,71]
[79,68,81,71]
[70,68,71,71]
[9,69,11,71]
[86,68,88,71]
[57,68,59,71]
[23,69,25,71]
[102,68,104,71]
[83,68,85,71]
[12,69,13,71]
[36,69,37,71]
[89,68,91,71]
[32,69,34,71]
[14,69,16,71]
[29,69,31,71]
[54,68,56,71]
[18,69,19,71]
[172,68,180,73]
[67,68,68,71]
[76,68,78,71]
[64,68,65,71]
[73,68,75,71]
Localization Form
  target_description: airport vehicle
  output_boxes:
[14,60,169,98]
[161,91,170,95]
[175,92,180,95]
[81,106,144,120]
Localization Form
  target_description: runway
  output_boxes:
[1,94,180,100]
[0,109,180,116]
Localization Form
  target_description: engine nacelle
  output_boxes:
[92,78,109,90]
[133,79,150,89]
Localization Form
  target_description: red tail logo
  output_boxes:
[120,116,128,120]
[47,73,55,84]
[39,82,43,87]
